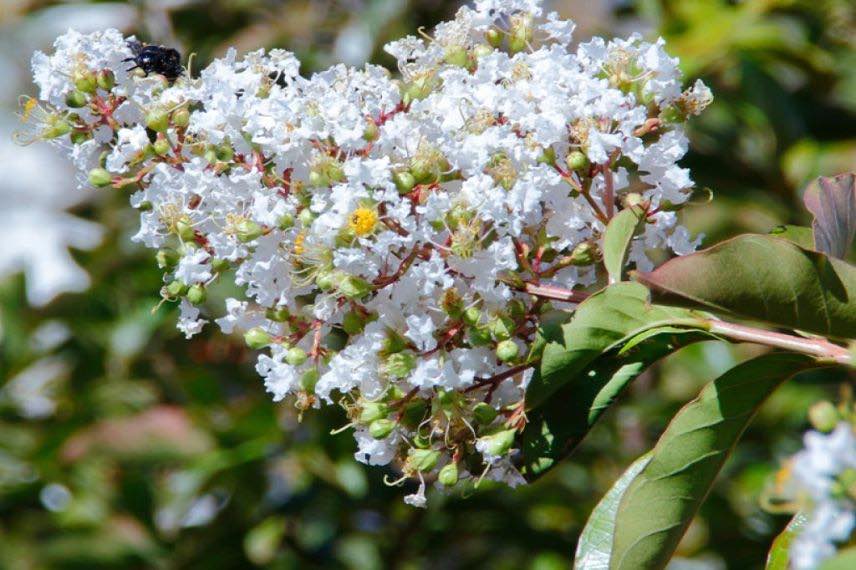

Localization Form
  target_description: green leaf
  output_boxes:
[766,513,808,570]
[603,206,645,284]
[820,547,856,570]
[521,326,714,479]
[609,353,819,570]
[574,453,652,570]
[769,224,815,250]
[636,234,856,339]
[803,173,855,259]
[526,282,704,409]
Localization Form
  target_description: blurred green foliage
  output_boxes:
[1,0,853,568]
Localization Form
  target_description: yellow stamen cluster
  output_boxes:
[348,208,378,237]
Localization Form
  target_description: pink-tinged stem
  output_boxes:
[522,282,590,304]
[708,319,852,365]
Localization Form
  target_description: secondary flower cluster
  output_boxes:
[768,403,856,569]
[19,0,710,504]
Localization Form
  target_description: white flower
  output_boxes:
[22,0,710,505]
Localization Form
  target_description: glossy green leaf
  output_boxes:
[526,282,705,409]
[609,353,819,570]
[603,206,645,284]
[574,453,652,570]
[766,513,808,570]
[521,326,714,479]
[637,234,856,339]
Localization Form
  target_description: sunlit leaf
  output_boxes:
[608,353,820,569]
[637,234,856,339]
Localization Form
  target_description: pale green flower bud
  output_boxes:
[186,284,206,305]
[495,339,519,362]
[406,448,440,473]
[369,419,396,439]
[88,167,112,188]
[145,109,170,133]
[808,401,839,433]
[65,90,87,108]
[565,150,589,172]
[360,402,390,424]
[478,429,516,458]
[285,347,308,366]
[244,327,273,349]
[438,462,459,487]
[236,219,263,243]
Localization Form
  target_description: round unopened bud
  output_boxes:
[145,109,170,132]
[156,248,180,269]
[360,402,390,424]
[171,107,190,128]
[565,150,589,172]
[96,69,115,91]
[300,369,319,391]
[153,136,171,156]
[393,171,416,194]
[385,352,416,379]
[308,170,325,187]
[186,284,206,305]
[407,448,440,473]
[165,279,188,298]
[72,68,97,94]
[362,120,379,142]
[88,167,112,188]
[485,28,503,48]
[244,327,272,349]
[438,463,459,487]
[338,275,372,300]
[369,419,396,439]
[808,401,839,433]
[443,45,469,68]
[285,347,308,366]
[570,241,598,266]
[236,219,263,243]
[473,402,498,425]
[65,90,88,108]
[478,429,516,458]
[495,340,519,362]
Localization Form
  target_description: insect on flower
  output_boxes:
[124,41,183,81]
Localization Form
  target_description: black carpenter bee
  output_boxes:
[125,41,183,82]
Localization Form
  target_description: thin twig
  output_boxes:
[708,319,852,365]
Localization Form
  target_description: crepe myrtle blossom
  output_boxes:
[770,409,856,570]
[18,0,710,504]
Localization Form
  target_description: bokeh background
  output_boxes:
[1,1,854,568]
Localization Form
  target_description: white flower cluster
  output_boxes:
[19,0,710,504]
[786,422,856,569]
